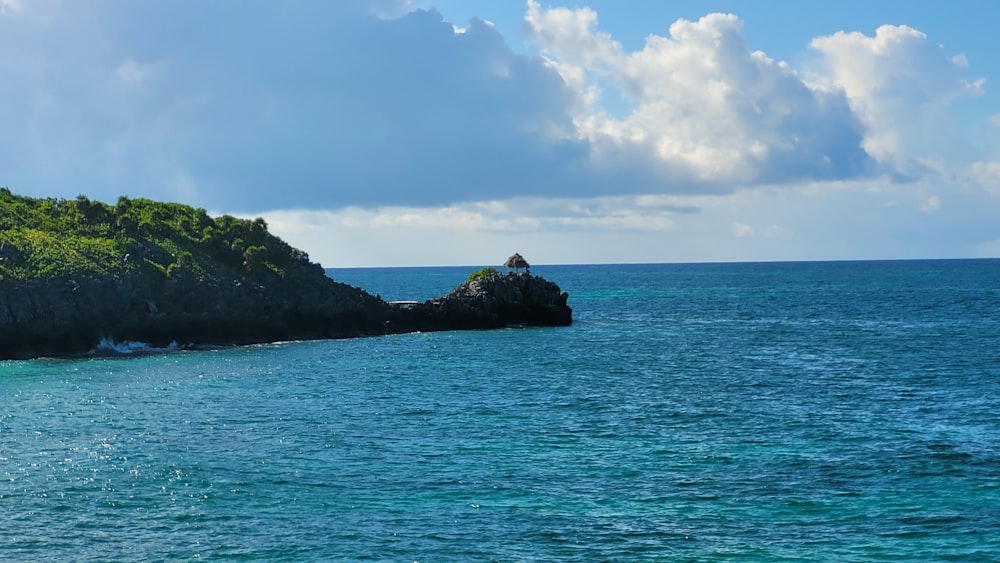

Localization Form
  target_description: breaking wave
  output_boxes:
[91,337,181,356]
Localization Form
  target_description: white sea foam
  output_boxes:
[92,337,180,356]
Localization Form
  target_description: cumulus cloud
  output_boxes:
[810,25,985,175]
[0,0,993,257]
[369,0,413,19]
[0,1,590,210]
[525,3,874,187]
[2,0,881,214]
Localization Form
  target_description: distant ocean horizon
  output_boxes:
[4,259,999,560]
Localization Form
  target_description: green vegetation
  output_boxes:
[466,267,501,283]
[0,188,313,281]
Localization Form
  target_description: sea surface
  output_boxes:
[2,260,999,561]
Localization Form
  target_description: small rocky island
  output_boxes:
[0,191,571,360]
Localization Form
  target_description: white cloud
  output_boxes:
[989,114,1000,128]
[115,59,150,84]
[524,6,872,186]
[525,0,620,72]
[250,177,998,267]
[0,0,20,16]
[0,3,593,209]
[732,223,756,238]
[810,25,985,174]
[370,0,413,19]
[921,195,941,212]
[963,161,1000,194]
[6,0,986,214]
[254,196,686,239]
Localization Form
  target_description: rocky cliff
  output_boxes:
[0,192,571,359]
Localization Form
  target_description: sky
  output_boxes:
[2,0,999,267]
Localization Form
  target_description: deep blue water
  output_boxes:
[3,260,1000,561]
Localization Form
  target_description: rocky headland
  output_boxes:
[0,191,571,360]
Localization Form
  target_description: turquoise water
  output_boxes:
[3,260,1000,561]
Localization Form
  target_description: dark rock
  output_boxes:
[0,267,572,360]
[394,271,572,331]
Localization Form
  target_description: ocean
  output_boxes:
[2,260,999,561]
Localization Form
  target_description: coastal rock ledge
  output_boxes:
[0,268,572,361]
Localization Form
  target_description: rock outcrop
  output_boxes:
[391,271,572,332]
[0,268,572,360]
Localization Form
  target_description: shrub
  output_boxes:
[0,191,317,281]
[466,267,500,283]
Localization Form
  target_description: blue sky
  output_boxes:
[2,0,999,266]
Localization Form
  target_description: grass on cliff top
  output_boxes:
[466,267,501,283]
[0,188,316,281]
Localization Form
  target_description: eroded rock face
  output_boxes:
[0,269,572,360]
[0,270,388,360]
